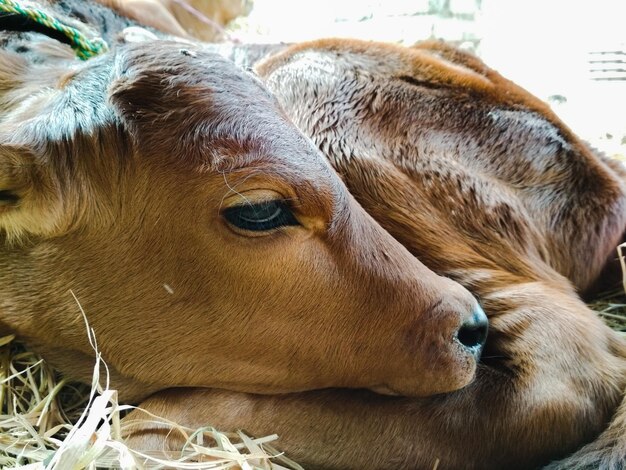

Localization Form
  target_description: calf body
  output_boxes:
[128,39,626,469]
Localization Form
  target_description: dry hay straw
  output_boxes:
[591,242,626,334]
[2,243,626,469]
[0,293,303,470]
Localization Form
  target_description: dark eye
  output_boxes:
[223,200,299,232]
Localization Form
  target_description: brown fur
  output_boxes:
[256,39,626,294]
[1,3,626,468]
[0,27,487,402]
[124,39,626,469]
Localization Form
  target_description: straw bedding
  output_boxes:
[0,298,304,469]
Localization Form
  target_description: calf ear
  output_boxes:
[107,43,206,157]
[0,143,66,242]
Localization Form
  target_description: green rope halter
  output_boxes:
[0,0,108,59]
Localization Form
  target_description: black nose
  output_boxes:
[457,305,488,354]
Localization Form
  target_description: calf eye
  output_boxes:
[223,200,299,232]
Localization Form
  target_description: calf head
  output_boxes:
[255,39,626,294]
[0,39,486,400]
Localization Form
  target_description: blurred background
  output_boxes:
[211,0,625,159]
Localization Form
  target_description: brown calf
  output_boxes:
[125,39,626,469]
[0,3,486,404]
[2,2,625,468]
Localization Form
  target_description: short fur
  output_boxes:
[1,2,625,469]
[0,3,485,403]
[128,39,626,469]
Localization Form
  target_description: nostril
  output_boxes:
[457,306,488,350]
[457,323,488,349]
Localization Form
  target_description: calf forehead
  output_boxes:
[258,45,577,180]
[113,42,327,172]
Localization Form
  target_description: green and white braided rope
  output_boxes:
[0,0,108,59]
